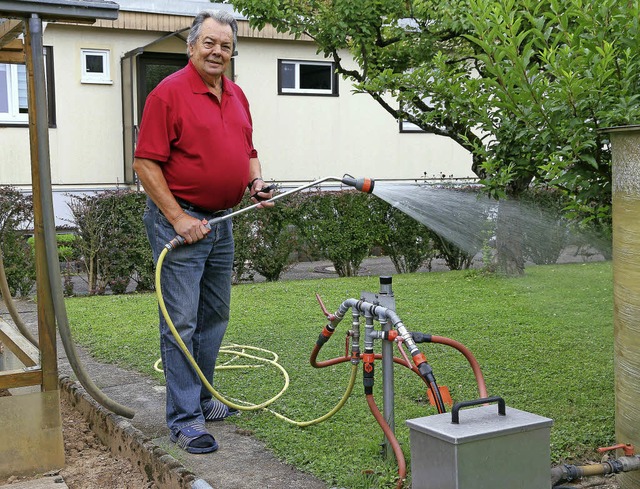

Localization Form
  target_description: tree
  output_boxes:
[228,0,638,273]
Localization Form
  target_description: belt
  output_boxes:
[176,197,227,217]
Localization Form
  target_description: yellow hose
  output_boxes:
[155,247,356,425]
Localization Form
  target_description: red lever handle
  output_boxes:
[597,443,635,457]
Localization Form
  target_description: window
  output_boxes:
[0,63,28,123]
[0,46,55,126]
[81,48,111,84]
[278,60,338,96]
[400,120,426,133]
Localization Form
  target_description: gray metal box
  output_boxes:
[406,404,553,489]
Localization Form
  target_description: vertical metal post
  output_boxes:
[362,276,396,459]
[24,13,58,392]
[379,276,395,459]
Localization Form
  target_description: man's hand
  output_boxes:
[248,179,275,208]
[172,213,210,245]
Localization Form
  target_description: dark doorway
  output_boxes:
[136,52,188,118]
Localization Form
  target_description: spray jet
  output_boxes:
[166,174,376,250]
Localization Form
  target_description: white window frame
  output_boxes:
[81,48,112,84]
[400,120,426,133]
[0,63,29,124]
[278,59,338,96]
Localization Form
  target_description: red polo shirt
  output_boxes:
[135,60,258,211]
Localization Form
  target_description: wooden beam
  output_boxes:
[0,319,39,367]
[0,368,42,389]
[0,19,22,47]
[0,50,25,63]
[2,38,23,50]
[0,36,25,64]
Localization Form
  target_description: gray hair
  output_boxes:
[187,9,238,55]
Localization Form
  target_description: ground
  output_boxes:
[1,392,154,489]
[0,386,624,489]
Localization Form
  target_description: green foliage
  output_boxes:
[230,0,637,233]
[55,233,80,263]
[369,196,438,273]
[294,191,380,277]
[250,199,298,282]
[68,190,153,295]
[231,194,256,283]
[436,237,475,270]
[2,232,36,297]
[0,187,35,297]
[464,0,639,224]
[66,261,615,487]
[231,192,303,282]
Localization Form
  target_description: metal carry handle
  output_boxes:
[451,396,505,424]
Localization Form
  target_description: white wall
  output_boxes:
[234,38,473,183]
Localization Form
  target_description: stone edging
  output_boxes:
[59,376,197,489]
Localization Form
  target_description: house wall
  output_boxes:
[235,37,473,183]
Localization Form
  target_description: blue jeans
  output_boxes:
[143,198,233,436]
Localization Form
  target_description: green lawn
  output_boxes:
[65,261,614,488]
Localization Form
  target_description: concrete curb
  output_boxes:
[59,376,201,489]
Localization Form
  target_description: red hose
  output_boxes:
[430,335,488,397]
[311,333,487,399]
[366,394,407,489]
[310,344,351,368]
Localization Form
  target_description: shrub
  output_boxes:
[294,191,380,277]
[249,199,298,282]
[68,190,153,294]
[0,187,34,297]
[232,192,300,282]
[436,237,475,270]
[231,195,257,283]
[369,197,438,273]
[2,232,36,297]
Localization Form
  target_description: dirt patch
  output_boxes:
[2,395,154,489]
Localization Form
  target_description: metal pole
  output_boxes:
[362,276,396,459]
[379,276,395,459]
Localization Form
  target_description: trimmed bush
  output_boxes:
[0,187,34,298]
[68,190,153,295]
[293,190,380,277]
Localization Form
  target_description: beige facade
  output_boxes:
[0,2,474,223]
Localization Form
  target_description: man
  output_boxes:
[133,9,273,454]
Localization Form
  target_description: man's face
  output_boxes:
[189,18,233,84]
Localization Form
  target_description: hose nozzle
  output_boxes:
[341,175,375,193]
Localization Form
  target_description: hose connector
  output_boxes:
[341,174,375,193]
